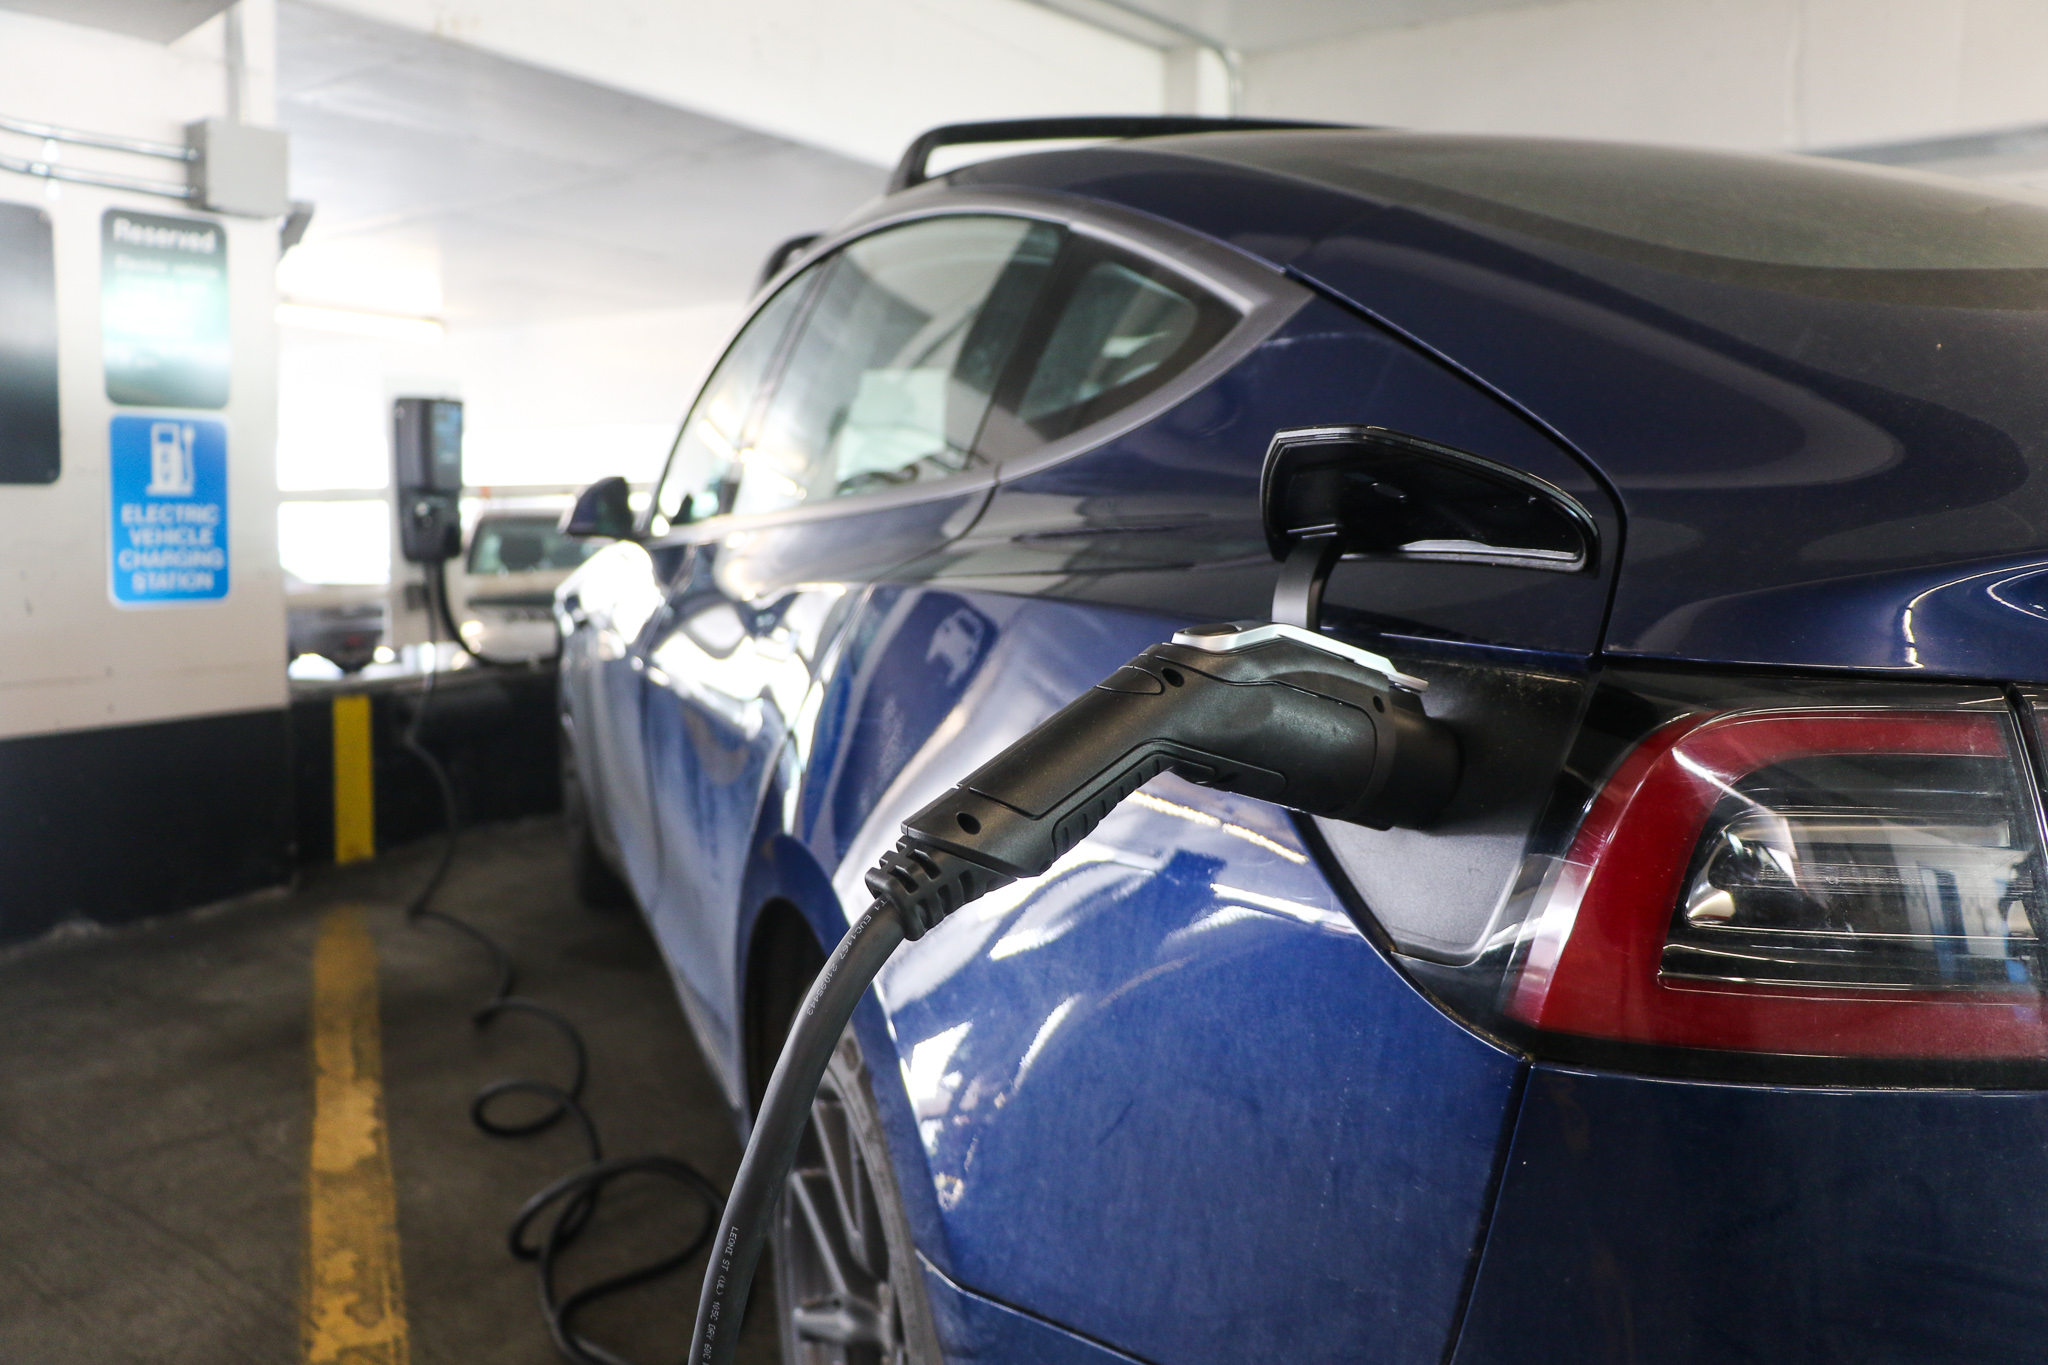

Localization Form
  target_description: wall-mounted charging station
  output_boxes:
[394,397,464,564]
[386,396,464,657]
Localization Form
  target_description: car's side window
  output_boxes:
[977,237,1238,461]
[731,215,1064,516]
[647,271,817,537]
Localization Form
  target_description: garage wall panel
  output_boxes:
[0,4,290,935]
[0,5,285,744]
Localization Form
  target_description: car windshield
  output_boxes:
[1171,131,2048,307]
[467,516,596,574]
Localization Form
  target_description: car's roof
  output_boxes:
[1189,131,2048,291]
[963,128,2048,293]
[940,129,2048,675]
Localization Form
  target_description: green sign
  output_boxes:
[102,209,228,409]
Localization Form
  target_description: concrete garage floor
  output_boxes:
[0,817,778,1364]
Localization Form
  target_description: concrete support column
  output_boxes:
[1163,45,1232,116]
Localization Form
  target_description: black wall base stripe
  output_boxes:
[0,671,561,946]
[291,670,562,866]
[0,708,294,943]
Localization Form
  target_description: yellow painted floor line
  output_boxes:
[304,905,411,1365]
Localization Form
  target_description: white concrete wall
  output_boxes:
[277,300,744,500]
[276,300,744,642]
[1245,0,2048,152]
[1163,45,1233,117]
[451,303,746,490]
[0,3,285,742]
[316,0,1166,169]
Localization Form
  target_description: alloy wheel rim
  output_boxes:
[776,1075,908,1365]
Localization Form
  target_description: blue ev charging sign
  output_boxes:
[108,414,228,605]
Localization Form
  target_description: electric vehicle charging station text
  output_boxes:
[108,414,229,605]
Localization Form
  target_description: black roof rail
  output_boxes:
[886,116,1355,194]
[755,232,821,290]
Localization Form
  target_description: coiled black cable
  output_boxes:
[398,570,725,1365]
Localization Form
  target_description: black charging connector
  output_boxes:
[902,620,1454,878]
[690,618,1458,1365]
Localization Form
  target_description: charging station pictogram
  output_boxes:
[108,414,228,605]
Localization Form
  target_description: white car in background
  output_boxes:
[454,508,600,661]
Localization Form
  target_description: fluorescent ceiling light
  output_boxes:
[277,302,444,342]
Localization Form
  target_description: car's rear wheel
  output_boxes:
[772,1026,941,1365]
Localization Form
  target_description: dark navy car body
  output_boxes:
[558,130,2048,1363]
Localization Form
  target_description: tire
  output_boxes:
[562,737,634,910]
[771,1025,943,1365]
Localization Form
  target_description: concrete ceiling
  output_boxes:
[0,0,233,42]
[277,0,883,327]
[1041,0,1562,53]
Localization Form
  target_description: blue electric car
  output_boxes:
[557,119,2048,1364]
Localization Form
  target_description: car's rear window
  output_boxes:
[1169,131,2048,306]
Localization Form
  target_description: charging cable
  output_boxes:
[689,620,1458,1365]
[398,574,726,1365]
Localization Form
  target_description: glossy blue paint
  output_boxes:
[1454,1066,2048,1364]
[801,586,1524,1364]
[557,540,668,892]
[946,298,1618,655]
[1277,216,2048,677]
[635,490,984,1100]
[636,557,823,1088]
[798,586,999,871]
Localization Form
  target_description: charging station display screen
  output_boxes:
[108,415,228,605]
[430,401,463,490]
[101,209,229,410]
[0,202,58,483]
[394,397,464,492]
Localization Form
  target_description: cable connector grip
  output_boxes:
[863,838,1015,940]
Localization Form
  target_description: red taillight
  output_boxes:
[1508,709,2048,1059]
